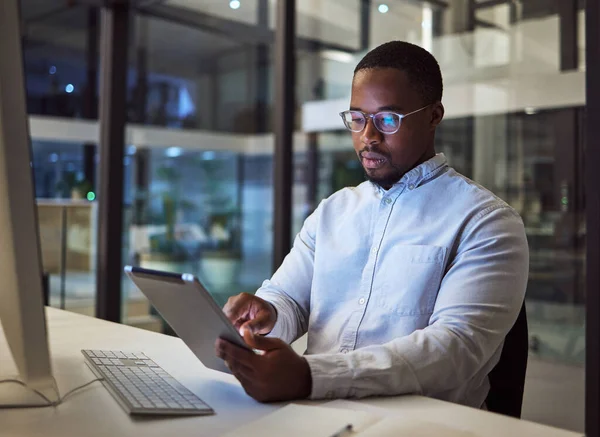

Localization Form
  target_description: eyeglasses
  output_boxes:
[339,104,431,134]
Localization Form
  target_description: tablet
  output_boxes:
[124,266,251,373]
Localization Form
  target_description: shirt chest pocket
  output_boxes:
[373,244,447,316]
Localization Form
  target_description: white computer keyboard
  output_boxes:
[82,349,214,416]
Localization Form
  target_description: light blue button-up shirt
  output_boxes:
[256,154,529,408]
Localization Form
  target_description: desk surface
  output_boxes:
[0,308,582,437]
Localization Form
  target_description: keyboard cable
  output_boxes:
[0,377,104,408]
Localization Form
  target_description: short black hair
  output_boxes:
[354,41,443,104]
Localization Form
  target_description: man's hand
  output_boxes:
[215,328,312,402]
[223,292,277,335]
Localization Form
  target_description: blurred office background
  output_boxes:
[21,0,587,432]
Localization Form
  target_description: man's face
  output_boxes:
[349,68,444,189]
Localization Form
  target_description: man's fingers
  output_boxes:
[220,352,268,402]
[223,297,246,320]
[242,328,286,352]
[233,371,265,401]
[228,358,256,382]
[220,348,257,386]
[223,294,255,326]
[241,312,272,335]
[215,341,262,399]
[216,339,257,374]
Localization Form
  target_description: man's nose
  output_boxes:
[360,117,383,145]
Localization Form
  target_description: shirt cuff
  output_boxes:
[266,301,288,340]
[304,354,353,400]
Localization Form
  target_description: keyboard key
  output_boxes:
[192,400,207,406]
[128,399,142,408]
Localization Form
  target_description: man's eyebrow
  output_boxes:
[349,106,362,111]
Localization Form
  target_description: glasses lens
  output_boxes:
[374,112,401,133]
[341,111,366,132]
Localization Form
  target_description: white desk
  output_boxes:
[1,308,582,437]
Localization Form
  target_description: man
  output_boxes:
[215,41,529,409]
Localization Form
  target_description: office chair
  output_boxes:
[485,303,528,418]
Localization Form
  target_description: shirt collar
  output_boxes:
[372,153,448,194]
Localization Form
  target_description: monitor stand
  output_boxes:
[0,336,59,408]
[0,380,56,407]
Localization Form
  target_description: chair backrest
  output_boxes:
[485,303,528,418]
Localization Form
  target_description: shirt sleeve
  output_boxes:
[255,203,321,344]
[304,205,529,400]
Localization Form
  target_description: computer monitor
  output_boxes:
[0,0,59,407]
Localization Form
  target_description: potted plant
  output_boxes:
[200,208,242,290]
[130,164,199,336]
[134,165,196,273]
[55,172,93,200]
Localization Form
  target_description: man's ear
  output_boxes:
[430,102,445,130]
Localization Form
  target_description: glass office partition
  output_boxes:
[118,4,276,329]
[29,140,98,317]
[128,12,274,134]
[21,2,98,119]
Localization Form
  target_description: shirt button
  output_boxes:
[383,198,392,205]
[409,184,415,190]
[371,247,377,254]
[358,298,366,305]
[341,349,349,354]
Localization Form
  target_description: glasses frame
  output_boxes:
[339,104,432,134]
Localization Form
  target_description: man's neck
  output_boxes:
[377,149,436,190]
[415,148,436,169]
